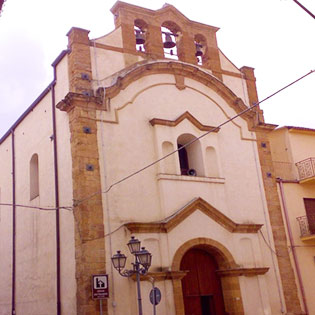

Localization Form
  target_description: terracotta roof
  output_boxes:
[285,126,315,132]
[274,125,315,134]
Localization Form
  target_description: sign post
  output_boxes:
[149,287,161,315]
[92,274,109,315]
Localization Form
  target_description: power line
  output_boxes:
[0,203,72,211]
[292,0,315,19]
[74,69,315,207]
[2,70,313,212]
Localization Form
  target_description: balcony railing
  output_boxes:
[297,215,315,238]
[296,157,315,182]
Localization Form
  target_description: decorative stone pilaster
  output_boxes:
[58,94,107,315]
[67,27,93,94]
[244,66,303,314]
[145,23,165,59]
[177,31,197,65]
[61,26,107,315]
[240,66,264,123]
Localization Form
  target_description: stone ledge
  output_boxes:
[216,267,269,277]
[131,271,188,282]
[157,173,225,184]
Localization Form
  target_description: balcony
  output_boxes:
[296,215,315,241]
[296,157,315,183]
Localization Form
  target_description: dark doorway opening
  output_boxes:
[178,144,189,175]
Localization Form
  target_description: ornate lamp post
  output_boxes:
[111,236,152,315]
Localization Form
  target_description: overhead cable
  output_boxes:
[74,69,315,207]
[2,70,313,212]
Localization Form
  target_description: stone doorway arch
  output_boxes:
[171,237,244,315]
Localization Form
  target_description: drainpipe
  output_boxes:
[278,178,309,314]
[51,66,61,315]
[11,130,16,315]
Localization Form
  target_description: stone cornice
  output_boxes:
[130,268,269,281]
[149,111,220,132]
[125,197,263,234]
[131,271,188,282]
[96,61,257,122]
[56,92,103,112]
[216,267,269,277]
[252,122,278,132]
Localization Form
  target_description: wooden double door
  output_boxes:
[180,248,226,315]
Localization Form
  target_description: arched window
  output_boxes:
[30,154,39,200]
[177,134,204,176]
[194,34,207,65]
[134,19,147,52]
[161,21,181,60]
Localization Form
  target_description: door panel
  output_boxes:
[183,296,202,315]
[180,248,225,315]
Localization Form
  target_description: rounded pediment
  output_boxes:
[97,60,255,121]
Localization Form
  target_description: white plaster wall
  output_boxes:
[219,50,240,73]
[95,27,123,48]
[219,50,250,107]
[55,55,69,104]
[91,27,144,88]
[0,136,14,314]
[222,74,250,106]
[55,58,77,314]
[11,92,57,314]
[269,128,292,163]
[98,74,264,224]
[97,72,282,314]
[0,58,76,313]
[106,209,278,315]
[90,47,127,86]
[288,131,315,164]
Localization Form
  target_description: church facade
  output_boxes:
[0,2,304,314]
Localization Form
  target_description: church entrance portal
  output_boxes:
[180,248,226,315]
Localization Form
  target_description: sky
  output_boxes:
[0,0,314,138]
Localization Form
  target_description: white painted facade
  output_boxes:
[0,2,303,315]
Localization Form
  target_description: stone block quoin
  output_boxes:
[67,27,93,94]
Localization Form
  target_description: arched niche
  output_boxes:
[162,141,176,174]
[177,134,204,177]
[134,19,148,52]
[161,21,182,60]
[30,153,39,200]
[194,33,207,65]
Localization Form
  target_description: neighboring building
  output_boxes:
[0,2,304,315]
[269,126,315,314]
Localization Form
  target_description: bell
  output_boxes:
[135,30,145,45]
[163,33,176,48]
[195,43,203,57]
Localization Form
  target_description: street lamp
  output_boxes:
[111,236,152,315]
